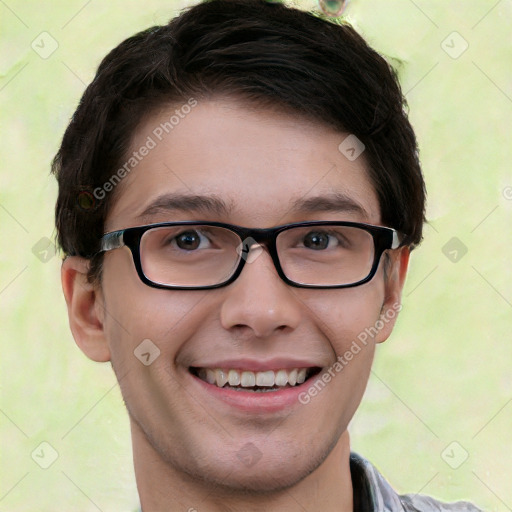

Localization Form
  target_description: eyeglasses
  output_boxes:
[99,221,403,290]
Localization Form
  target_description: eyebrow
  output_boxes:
[290,193,369,218]
[137,193,234,220]
[136,192,369,221]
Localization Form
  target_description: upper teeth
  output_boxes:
[196,368,310,388]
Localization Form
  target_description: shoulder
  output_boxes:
[350,452,483,512]
[399,493,484,512]
[399,494,483,512]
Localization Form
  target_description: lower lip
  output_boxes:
[187,370,318,414]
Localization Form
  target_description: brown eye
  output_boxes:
[303,231,330,250]
[175,230,201,250]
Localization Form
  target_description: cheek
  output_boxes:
[304,277,386,357]
[295,283,386,428]
[100,248,208,370]
[100,250,215,430]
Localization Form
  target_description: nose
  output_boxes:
[219,246,302,339]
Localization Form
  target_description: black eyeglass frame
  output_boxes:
[100,220,403,290]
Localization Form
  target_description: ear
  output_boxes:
[61,256,111,362]
[375,246,410,344]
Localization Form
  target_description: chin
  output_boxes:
[189,456,321,495]
[178,436,334,496]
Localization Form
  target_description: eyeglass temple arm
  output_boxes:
[101,231,125,252]
[391,230,403,249]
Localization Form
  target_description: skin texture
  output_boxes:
[61,98,409,512]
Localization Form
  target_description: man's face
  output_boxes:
[81,98,406,492]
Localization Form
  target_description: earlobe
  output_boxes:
[375,246,410,344]
[61,256,111,362]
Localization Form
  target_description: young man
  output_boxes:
[54,0,482,510]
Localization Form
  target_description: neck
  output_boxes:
[132,422,353,512]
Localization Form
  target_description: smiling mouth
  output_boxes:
[190,367,322,392]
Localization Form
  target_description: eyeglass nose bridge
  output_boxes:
[228,228,286,283]
[235,230,277,264]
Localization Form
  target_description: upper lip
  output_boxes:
[189,358,322,372]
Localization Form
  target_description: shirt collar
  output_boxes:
[350,452,406,511]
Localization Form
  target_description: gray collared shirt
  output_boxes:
[350,452,483,511]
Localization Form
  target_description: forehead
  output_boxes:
[105,98,381,231]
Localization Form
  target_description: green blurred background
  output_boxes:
[1,1,511,510]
